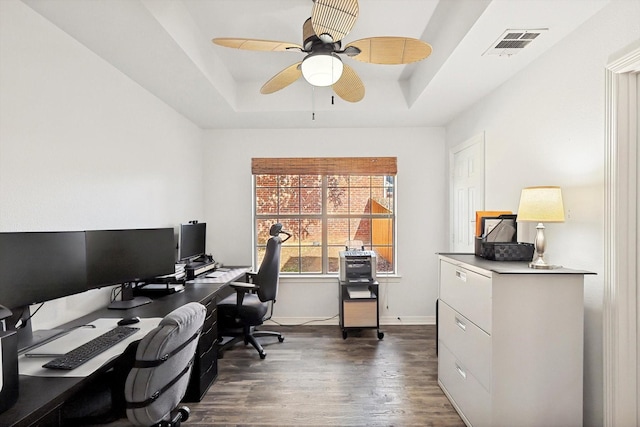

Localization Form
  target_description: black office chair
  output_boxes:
[62,302,206,426]
[217,223,290,359]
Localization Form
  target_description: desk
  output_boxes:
[0,268,247,427]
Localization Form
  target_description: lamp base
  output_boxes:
[528,262,562,269]
[528,255,562,269]
[528,223,562,269]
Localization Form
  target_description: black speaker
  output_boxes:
[0,330,18,413]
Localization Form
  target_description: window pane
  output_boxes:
[281,246,300,273]
[327,175,348,214]
[352,218,371,246]
[278,219,299,246]
[301,188,322,214]
[256,175,277,187]
[328,246,342,273]
[350,187,371,214]
[300,175,322,187]
[278,175,299,187]
[300,246,322,273]
[327,218,349,245]
[350,176,370,187]
[373,247,394,272]
[327,175,348,187]
[299,219,321,246]
[279,187,300,214]
[256,219,277,245]
[256,188,278,214]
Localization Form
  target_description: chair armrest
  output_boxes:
[229,281,260,306]
[230,281,259,291]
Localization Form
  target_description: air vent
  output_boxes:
[484,29,548,56]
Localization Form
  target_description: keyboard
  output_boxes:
[42,325,139,370]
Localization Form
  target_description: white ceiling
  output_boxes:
[21,0,610,129]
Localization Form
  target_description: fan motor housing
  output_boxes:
[303,17,341,52]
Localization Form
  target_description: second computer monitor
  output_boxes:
[178,222,206,262]
[85,228,176,288]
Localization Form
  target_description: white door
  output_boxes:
[450,134,485,253]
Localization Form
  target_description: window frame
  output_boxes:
[252,157,397,276]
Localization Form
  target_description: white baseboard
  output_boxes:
[266,316,435,327]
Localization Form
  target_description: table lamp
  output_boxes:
[516,186,565,269]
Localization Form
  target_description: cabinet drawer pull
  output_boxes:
[455,270,467,282]
[455,317,466,331]
[455,363,467,380]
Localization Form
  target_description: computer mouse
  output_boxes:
[117,316,141,326]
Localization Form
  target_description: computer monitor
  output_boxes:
[178,222,206,262]
[0,231,87,311]
[85,228,175,309]
[0,231,87,349]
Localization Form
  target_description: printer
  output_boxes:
[339,250,377,283]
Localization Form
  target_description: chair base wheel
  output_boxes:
[278,335,285,342]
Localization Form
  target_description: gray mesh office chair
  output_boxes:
[62,302,206,427]
[124,302,206,426]
[217,223,290,359]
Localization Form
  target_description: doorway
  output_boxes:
[450,133,485,253]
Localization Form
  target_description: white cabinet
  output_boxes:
[437,254,591,427]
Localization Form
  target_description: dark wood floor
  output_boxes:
[183,325,464,427]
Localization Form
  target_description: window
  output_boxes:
[253,157,396,275]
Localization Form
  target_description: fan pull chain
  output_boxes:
[311,86,316,120]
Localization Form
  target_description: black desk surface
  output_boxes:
[1,271,244,427]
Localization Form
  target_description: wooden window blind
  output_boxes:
[251,157,397,176]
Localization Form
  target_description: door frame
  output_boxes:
[603,42,640,427]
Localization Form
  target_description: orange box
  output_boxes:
[475,211,512,237]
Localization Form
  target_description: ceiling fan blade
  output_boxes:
[332,64,364,103]
[261,62,303,94]
[212,38,302,52]
[346,37,433,64]
[311,0,359,43]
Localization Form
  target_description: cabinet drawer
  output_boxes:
[439,301,491,392]
[343,300,377,327]
[439,260,492,333]
[439,342,491,427]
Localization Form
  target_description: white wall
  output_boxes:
[0,0,205,329]
[202,127,447,324]
[445,1,640,426]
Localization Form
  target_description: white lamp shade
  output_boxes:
[517,186,565,223]
[301,53,343,87]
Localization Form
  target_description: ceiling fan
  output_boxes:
[211,0,432,103]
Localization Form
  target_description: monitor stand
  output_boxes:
[6,307,66,354]
[108,283,152,310]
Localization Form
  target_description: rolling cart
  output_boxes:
[338,279,384,340]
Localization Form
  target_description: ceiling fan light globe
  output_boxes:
[301,53,344,87]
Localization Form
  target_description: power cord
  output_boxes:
[269,313,339,327]
[14,302,45,329]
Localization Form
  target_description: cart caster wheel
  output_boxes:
[377,332,384,340]
[342,330,347,339]
[259,351,266,359]
[278,336,285,342]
